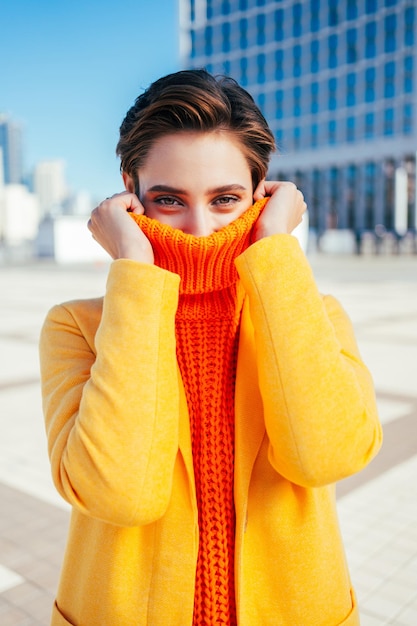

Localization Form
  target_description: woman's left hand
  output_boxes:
[252,180,307,241]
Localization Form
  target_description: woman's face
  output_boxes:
[126,131,254,236]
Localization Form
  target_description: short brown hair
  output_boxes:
[116,69,276,191]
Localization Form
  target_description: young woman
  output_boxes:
[39,69,382,626]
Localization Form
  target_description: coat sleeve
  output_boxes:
[39,259,181,526]
[235,234,382,487]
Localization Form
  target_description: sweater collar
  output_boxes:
[130,198,267,295]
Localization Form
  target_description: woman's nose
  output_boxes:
[185,207,213,237]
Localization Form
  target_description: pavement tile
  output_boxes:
[0,482,68,625]
[395,598,417,626]
[0,565,24,594]
[1,583,45,608]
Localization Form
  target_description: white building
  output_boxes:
[36,215,110,264]
[33,159,68,217]
[0,183,40,246]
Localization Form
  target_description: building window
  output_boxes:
[275,89,283,119]
[383,158,395,229]
[311,169,321,229]
[275,129,283,147]
[310,0,320,31]
[405,7,415,46]
[221,22,231,53]
[264,91,276,118]
[346,28,357,63]
[238,0,248,11]
[328,34,338,68]
[384,13,396,53]
[240,57,248,86]
[293,3,303,37]
[365,21,377,58]
[364,162,375,230]
[328,0,338,26]
[365,112,375,138]
[310,39,319,73]
[204,26,213,55]
[275,50,284,81]
[328,120,337,144]
[256,13,265,45]
[365,67,375,102]
[384,61,395,98]
[366,0,377,12]
[384,108,394,135]
[347,116,355,142]
[293,126,301,150]
[247,55,257,83]
[265,51,274,82]
[329,167,339,226]
[257,53,266,84]
[311,123,318,148]
[293,45,302,77]
[346,165,356,229]
[274,9,284,41]
[293,86,302,117]
[346,73,356,106]
[206,0,213,18]
[328,77,337,110]
[257,92,265,114]
[346,0,357,20]
[221,0,230,14]
[310,81,319,114]
[190,31,196,58]
[404,56,413,94]
[403,103,413,135]
[239,18,248,48]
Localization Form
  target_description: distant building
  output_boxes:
[0,114,24,185]
[36,215,110,263]
[0,184,39,246]
[33,159,68,217]
[63,190,93,216]
[180,0,417,240]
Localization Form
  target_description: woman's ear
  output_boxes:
[122,171,135,193]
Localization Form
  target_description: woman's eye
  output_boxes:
[155,196,181,206]
[214,195,239,205]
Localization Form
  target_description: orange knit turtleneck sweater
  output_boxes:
[131,199,266,625]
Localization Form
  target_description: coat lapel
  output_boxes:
[234,300,266,508]
[177,370,197,505]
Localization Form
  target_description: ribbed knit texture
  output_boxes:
[131,199,266,625]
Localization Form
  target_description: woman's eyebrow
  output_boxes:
[147,184,186,194]
[147,184,248,194]
[207,184,248,194]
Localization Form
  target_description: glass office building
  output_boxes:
[180,0,416,238]
[0,115,24,185]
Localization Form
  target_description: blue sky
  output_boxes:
[1,0,180,200]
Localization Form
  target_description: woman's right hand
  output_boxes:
[88,192,154,264]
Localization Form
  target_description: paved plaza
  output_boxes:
[0,252,416,625]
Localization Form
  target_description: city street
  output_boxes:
[0,251,417,625]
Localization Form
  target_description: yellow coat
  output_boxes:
[39,235,382,625]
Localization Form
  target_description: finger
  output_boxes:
[259,180,285,198]
[128,195,145,215]
[108,192,144,215]
[253,179,266,201]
